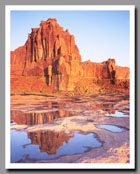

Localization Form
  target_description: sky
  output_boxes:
[11,10,130,67]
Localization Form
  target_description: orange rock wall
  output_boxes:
[11,18,130,92]
[81,59,129,80]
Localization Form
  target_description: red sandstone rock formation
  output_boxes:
[81,58,129,80]
[11,18,130,92]
[11,18,82,91]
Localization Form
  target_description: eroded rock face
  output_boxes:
[102,58,116,79]
[81,58,129,80]
[11,46,26,75]
[24,19,81,67]
[11,18,130,92]
[11,18,82,91]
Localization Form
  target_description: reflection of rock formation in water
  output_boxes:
[11,102,117,125]
[104,109,116,114]
[92,103,116,114]
[28,131,74,155]
[99,104,116,114]
[11,110,71,125]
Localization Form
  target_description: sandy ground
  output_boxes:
[10,92,130,163]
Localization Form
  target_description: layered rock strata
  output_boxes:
[11,18,130,92]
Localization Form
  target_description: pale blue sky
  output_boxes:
[11,10,130,67]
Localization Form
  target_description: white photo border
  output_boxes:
[5,5,135,169]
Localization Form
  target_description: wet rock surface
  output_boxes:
[10,92,130,163]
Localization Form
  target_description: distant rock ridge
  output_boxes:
[11,18,130,92]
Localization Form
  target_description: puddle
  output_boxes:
[10,120,16,126]
[11,130,102,163]
[96,124,127,132]
[120,104,130,108]
[11,110,80,125]
[10,93,130,163]
[105,110,129,117]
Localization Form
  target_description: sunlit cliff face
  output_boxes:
[11,18,129,92]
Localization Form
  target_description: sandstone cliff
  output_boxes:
[11,18,130,93]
